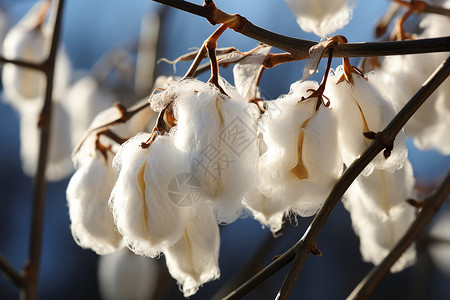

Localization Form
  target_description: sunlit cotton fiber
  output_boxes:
[284,0,354,37]
[343,161,416,272]
[164,202,220,297]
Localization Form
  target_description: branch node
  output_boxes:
[406,198,425,209]
[363,131,394,159]
[310,245,322,257]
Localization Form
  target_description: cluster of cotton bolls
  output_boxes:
[66,55,419,296]
[379,0,450,155]
[62,0,429,296]
[0,1,121,181]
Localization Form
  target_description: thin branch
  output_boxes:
[23,1,65,299]
[212,228,291,300]
[152,0,450,59]
[0,253,24,287]
[347,171,450,300]
[425,4,450,17]
[72,98,152,156]
[222,55,450,300]
[0,57,45,71]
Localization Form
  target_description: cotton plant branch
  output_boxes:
[152,0,450,59]
[392,0,450,17]
[72,98,153,156]
[0,1,65,299]
[222,55,450,300]
[0,253,24,288]
[25,1,65,299]
[347,170,450,300]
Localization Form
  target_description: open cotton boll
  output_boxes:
[380,12,450,154]
[19,101,73,181]
[326,66,407,175]
[284,0,353,37]
[1,1,71,112]
[250,80,342,232]
[169,78,259,224]
[61,75,117,147]
[110,133,194,257]
[343,161,416,272]
[98,248,159,300]
[67,153,123,255]
[164,202,220,297]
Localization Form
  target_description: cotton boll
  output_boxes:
[67,154,123,255]
[284,0,353,37]
[1,1,71,112]
[343,161,416,272]
[61,75,117,147]
[164,202,220,297]
[291,100,343,215]
[19,101,73,181]
[169,78,259,224]
[380,11,450,154]
[98,248,159,300]
[110,133,193,257]
[249,80,342,232]
[326,66,407,175]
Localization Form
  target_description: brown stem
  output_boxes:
[347,171,450,300]
[72,98,153,156]
[263,53,299,68]
[23,1,65,299]
[206,24,229,95]
[392,0,450,17]
[222,55,450,300]
[0,253,24,287]
[152,0,450,59]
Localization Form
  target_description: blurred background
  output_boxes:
[0,0,449,299]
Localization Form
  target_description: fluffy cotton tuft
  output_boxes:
[67,103,154,255]
[1,1,71,112]
[343,160,416,272]
[155,77,259,224]
[109,133,194,257]
[325,66,408,175]
[164,202,220,297]
[67,153,123,254]
[248,80,343,232]
[284,0,354,37]
[380,11,450,154]
[61,75,117,147]
[19,101,73,180]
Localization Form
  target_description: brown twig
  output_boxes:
[0,253,24,287]
[22,1,65,299]
[152,0,450,59]
[393,0,450,17]
[347,171,450,300]
[72,98,152,156]
[222,55,450,300]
